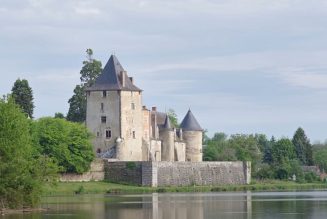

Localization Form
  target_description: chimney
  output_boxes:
[129,77,133,84]
[152,106,157,112]
[120,71,126,87]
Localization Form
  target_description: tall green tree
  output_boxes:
[0,97,43,208]
[292,127,313,165]
[80,48,103,87]
[67,49,102,122]
[11,78,34,118]
[67,85,86,122]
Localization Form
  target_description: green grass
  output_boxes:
[43,180,327,196]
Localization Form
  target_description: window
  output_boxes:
[97,132,100,137]
[101,116,106,124]
[101,103,104,111]
[103,91,107,97]
[132,131,136,139]
[96,148,101,153]
[131,103,135,110]
[106,130,112,139]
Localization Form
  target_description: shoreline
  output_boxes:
[43,181,327,196]
[0,208,47,215]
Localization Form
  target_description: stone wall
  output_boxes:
[60,159,105,182]
[104,161,251,187]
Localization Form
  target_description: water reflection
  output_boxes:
[2,191,327,219]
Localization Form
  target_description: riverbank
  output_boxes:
[43,180,327,196]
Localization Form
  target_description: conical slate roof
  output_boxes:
[180,110,202,131]
[163,114,171,129]
[86,55,142,91]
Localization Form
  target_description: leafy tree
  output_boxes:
[272,138,296,164]
[0,97,50,208]
[270,138,297,180]
[31,117,94,173]
[292,127,313,165]
[11,78,34,118]
[313,147,327,172]
[80,48,103,87]
[67,85,86,122]
[167,108,179,128]
[67,49,102,122]
[54,112,65,119]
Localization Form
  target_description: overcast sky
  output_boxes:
[1,0,327,142]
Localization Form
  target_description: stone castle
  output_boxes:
[86,55,203,162]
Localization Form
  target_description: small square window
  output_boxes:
[106,130,112,139]
[101,116,106,124]
[103,91,107,97]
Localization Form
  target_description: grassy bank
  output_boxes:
[43,180,327,196]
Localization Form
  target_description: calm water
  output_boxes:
[2,191,327,219]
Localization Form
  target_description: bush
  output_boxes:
[304,172,319,183]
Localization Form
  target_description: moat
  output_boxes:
[1,191,327,219]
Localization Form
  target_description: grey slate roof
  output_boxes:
[180,110,203,131]
[86,55,142,91]
[162,114,171,129]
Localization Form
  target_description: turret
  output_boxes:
[159,114,175,161]
[180,109,203,162]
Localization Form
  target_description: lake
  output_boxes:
[1,191,327,219]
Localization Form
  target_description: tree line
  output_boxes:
[203,128,326,182]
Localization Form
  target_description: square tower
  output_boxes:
[86,55,143,161]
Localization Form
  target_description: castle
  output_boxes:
[86,55,203,162]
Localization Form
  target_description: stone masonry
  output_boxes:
[104,161,251,187]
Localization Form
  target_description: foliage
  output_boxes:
[67,85,86,122]
[0,97,49,208]
[31,117,94,174]
[11,78,34,118]
[292,127,313,165]
[67,49,102,122]
[54,112,65,119]
[80,48,103,87]
[271,138,296,164]
[167,108,179,128]
[313,147,327,172]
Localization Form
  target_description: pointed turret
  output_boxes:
[86,55,142,91]
[163,114,172,129]
[180,109,202,131]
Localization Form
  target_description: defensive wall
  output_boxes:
[105,161,251,187]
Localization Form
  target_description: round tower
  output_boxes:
[159,114,175,161]
[180,110,203,162]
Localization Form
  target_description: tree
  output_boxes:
[54,112,65,119]
[292,127,313,165]
[80,48,103,87]
[11,78,34,118]
[313,147,327,172]
[67,49,102,122]
[263,136,275,164]
[272,138,296,164]
[0,97,44,208]
[31,117,94,173]
[67,85,86,122]
[167,108,179,128]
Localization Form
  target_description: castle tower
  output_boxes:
[180,110,203,162]
[159,115,174,161]
[85,55,143,161]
